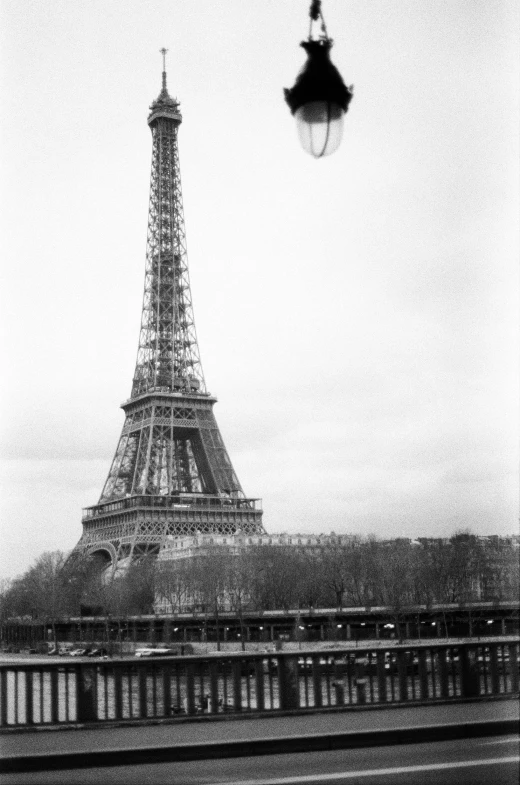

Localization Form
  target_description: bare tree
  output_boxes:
[155,560,190,615]
[318,540,349,609]
[226,549,256,650]
[447,532,482,604]
[375,541,416,640]
[255,546,304,610]
[191,548,230,650]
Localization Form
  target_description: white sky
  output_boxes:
[0,0,518,580]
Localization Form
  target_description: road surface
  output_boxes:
[1,735,518,784]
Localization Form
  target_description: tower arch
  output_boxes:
[87,542,117,567]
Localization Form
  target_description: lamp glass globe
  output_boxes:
[295,101,344,158]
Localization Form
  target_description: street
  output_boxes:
[1,735,518,784]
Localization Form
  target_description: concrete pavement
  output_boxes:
[1,698,518,773]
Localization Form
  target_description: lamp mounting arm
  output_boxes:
[308,0,331,45]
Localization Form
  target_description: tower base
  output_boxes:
[77,493,264,564]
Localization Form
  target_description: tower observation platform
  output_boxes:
[76,52,265,566]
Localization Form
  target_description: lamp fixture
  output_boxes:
[284,0,353,158]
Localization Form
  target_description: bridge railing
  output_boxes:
[1,640,518,729]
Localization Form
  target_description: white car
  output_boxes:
[135,647,175,658]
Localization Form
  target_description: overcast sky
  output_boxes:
[0,0,518,580]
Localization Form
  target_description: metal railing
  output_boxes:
[83,494,261,519]
[1,640,518,729]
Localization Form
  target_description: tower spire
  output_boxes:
[149,47,179,121]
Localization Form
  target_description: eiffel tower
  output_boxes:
[77,52,264,567]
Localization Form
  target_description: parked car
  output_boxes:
[69,648,91,657]
[87,648,108,658]
[135,647,176,657]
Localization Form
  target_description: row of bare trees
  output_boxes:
[156,533,519,616]
[1,533,518,641]
[0,551,156,644]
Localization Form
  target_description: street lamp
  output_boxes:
[284,0,353,158]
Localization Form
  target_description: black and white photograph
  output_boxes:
[0,1,518,783]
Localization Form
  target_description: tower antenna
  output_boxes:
[160,47,168,70]
[160,47,168,89]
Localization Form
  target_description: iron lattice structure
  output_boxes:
[77,62,264,565]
